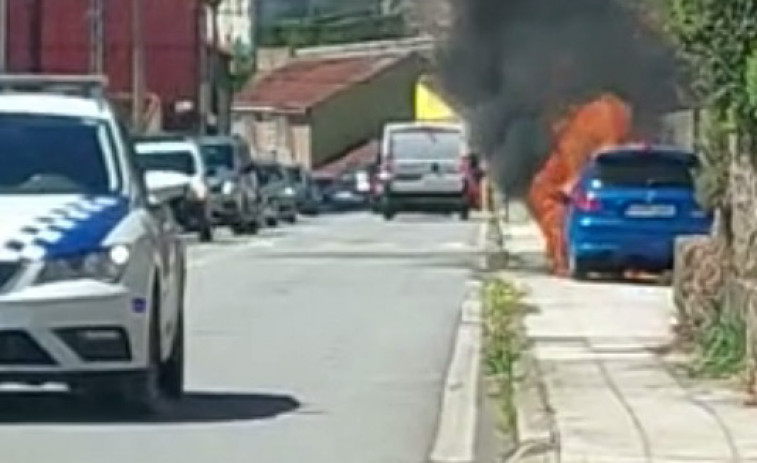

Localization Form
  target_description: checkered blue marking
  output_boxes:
[4,196,129,260]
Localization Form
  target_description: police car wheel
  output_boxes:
[119,284,168,414]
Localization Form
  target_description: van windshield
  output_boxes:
[389,128,463,161]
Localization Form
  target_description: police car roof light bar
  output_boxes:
[0,74,108,99]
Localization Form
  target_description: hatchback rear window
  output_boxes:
[595,152,695,188]
[388,127,463,161]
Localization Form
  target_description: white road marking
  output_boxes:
[188,239,276,269]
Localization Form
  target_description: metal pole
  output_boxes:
[198,3,209,134]
[250,0,259,74]
[209,3,220,134]
[29,0,42,72]
[0,0,7,72]
[131,0,144,131]
[89,0,104,73]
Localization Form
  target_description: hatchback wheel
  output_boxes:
[568,249,589,280]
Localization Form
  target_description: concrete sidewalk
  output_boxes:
[503,215,757,463]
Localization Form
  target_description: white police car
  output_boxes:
[0,75,187,412]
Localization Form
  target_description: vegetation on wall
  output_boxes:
[663,0,757,210]
[229,39,256,93]
[259,13,407,48]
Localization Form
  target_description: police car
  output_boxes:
[0,75,187,412]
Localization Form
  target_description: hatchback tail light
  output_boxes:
[571,188,601,212]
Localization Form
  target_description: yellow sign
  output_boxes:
[415,76,458,122]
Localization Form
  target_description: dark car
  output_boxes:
[196,135,263,235]
[285,164,322,216]
[316,168,371,212]
[255,160,298,225]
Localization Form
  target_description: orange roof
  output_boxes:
[234,54,407,114]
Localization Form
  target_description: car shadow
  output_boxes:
[0,390,301,425]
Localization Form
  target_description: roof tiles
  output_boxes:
[234,54,406,113]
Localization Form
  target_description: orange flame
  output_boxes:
[528,93,633,275]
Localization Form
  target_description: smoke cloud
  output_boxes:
[436,0,683,196]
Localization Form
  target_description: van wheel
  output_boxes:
[459,207,470,221]
[383,209,396,221]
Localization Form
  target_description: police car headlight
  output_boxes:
[222,180,235,195]
[282,186,295,197]
[37,245,131,284]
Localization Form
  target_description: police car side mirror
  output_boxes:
[144,170,191,206]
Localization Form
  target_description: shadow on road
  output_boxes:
[0,390,301,425]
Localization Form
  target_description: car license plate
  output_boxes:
[625,204,676,218]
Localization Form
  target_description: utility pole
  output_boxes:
[210,1,219,134]
[198,2,209,134]
[89,0,104,74]
[29,0,43,72]
[0,0,7,72]
[131,0,145,131]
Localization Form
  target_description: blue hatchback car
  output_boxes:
[563,144,712,279]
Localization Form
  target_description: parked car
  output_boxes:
[0,75,186,412]
[255,160,298,225]
[134,135,215,242]
[196,135,262,235]
[377,121,474,220]
[316,169,371,212]
[284,164,322,215]
[563,144,712,279]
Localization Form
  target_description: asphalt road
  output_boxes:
[0,212,479,463]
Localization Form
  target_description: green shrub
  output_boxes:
[482,278,527,431]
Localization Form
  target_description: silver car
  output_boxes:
[377,121,472,220]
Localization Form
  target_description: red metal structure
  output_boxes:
[5,0,207,131]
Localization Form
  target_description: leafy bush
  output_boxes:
[259,13,407,48]
[482,278,527,431]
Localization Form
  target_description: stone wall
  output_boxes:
[670,115,757,395]
[672,234,726,334]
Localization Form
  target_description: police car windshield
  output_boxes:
[0,113,118,195]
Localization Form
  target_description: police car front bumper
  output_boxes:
[0,279,149,381]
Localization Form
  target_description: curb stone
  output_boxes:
[508,348,559,463]
[491,210,560,463]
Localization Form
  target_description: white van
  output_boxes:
[377,121,472,220]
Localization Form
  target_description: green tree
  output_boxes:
[229,39,256,93]
[663,0,757,210]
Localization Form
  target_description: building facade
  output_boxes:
[215,0,254,48]
[232,52,422,168]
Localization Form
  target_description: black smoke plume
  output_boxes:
[436,0,683,197]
